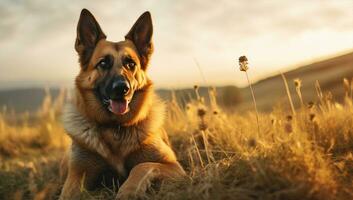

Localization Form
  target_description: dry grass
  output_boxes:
[0,79,353,200]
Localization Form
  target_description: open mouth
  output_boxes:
[98,78,132,116]
[106,99,130,115]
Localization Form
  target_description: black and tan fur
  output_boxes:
[59,9,185,200]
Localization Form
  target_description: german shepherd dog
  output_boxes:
[59,9,185,200]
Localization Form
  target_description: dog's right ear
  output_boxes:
[75,9,106,69]
[125,12,153,70]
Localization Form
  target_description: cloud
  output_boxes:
[0,0,353,89]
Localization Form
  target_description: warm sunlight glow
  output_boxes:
[0,0,352,89]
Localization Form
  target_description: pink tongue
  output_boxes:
[110,100,128,115]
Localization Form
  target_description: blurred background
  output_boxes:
[1,2,353,200]
[0,0,352,113]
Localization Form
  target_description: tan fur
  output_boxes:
[59,9,185,200]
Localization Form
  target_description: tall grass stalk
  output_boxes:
[238,56,260,136]
[294,79,304,108]
[193,57,215,105]
[315,80,324,102]
[351,78,353,100]
[343,78,350,98]
[201,130,213,164]
[193,58,209,86]
[246,72,260,134]
[281,72,296,116]
[191,134,204,168]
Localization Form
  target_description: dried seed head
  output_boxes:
[194,85,199,90]
[239,55,248,62]
[294,78,302,88]
[197,108,207,117]
[213,110,219,115]
[271,118,276,125]
[309,113,316,122]
[286,115,293,121]
[248,138,257,148]
[307,101,315,109]
[270,114,277,125]
[186,105,191,110]
[238,56,249,72]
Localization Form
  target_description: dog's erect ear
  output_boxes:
[75,9,106,68]
[125,12,153,70]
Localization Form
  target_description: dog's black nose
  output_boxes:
[111,80,130,98]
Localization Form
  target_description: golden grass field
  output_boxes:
[0,77,352,200]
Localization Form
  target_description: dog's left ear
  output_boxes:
[75,9,106,69]
[125,12,153,70]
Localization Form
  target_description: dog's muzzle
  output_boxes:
[106,78,131,115]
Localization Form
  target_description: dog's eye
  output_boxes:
[126,62,136,70]
[96,56,113,70]
[97,60,108,70]
[124,58,136,70]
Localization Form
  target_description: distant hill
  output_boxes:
[0,86,242,114]
[0,52,352,113]
[239,52,353,111]
[0,88,61,113]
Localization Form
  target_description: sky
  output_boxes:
[0,0,353,89]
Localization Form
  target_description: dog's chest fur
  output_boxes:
[62,101,165,176]
[98,125,141,175]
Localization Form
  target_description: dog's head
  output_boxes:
[74,9,154,124]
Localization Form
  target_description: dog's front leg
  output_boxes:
[59,144,108,200]
[116,162,185,200]
[60,168,84,200]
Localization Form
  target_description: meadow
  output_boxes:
[0,76,352,200]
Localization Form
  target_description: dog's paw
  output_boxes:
[116,187,142,200]
[116,192,133,200]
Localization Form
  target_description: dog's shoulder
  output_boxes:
[62,101,111,157]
